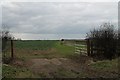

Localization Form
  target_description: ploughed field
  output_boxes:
[3,40,119,78]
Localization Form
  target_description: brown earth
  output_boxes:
[25,58,82,78]
[10,55,119,78]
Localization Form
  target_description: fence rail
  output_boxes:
[75,43,87,55]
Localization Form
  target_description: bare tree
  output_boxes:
[86,23,118,60]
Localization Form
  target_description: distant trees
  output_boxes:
[1,30,14,51]
[16,38,21,40]
[86,23,118,60]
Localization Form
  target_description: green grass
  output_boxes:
[12,40,76,59]
[55,42,75,57]
[90,58,118,72]
[3,63,54,78]
[14,40,57,50]
[2,64,37,78]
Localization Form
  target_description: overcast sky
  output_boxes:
[1,2,118,40]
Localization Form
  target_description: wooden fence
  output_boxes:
[75,44,87,55]
[86,39,106,57]
[86,38,119,58]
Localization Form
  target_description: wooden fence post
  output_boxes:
[11,40,14,59]
[90,41,93,56]
[87,39,90,56]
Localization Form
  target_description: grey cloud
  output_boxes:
[2,2,118,39]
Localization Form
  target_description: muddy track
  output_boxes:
[15,55,118,78]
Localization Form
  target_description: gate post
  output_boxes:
[11,40,14,59]
[91,41,93,56]
[86,39,90,56]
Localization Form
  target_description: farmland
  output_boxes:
[13,40,75,59]
[2,40,119,78]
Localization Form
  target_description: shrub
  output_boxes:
[86,23,118,60]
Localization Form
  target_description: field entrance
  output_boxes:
[3,40,118,78]
[6,40,79,77]
[3,40,91,78]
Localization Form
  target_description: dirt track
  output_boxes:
[27,58,83,78]
[11,54,119,78]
